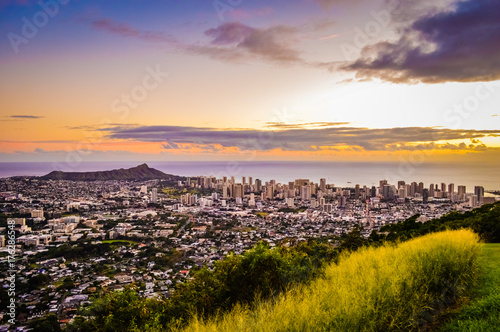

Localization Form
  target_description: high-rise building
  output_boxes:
[323,203,333,213]
[410,182,417,196]
[422,189,429,204]
[310,198,317,208]
[441,183,447,193]
[418,182,424,194]
[233,184,243,198]
[242,177,246,185]
[458,185,466,200]
[310,183,317,196]
[266,185,274,200]
[300,185,311,201]
[469,195,478,207]
[379,180,388,189]
[398,181,406,188]
[338,196,347,208]
[295,179,309,187]
[249,177,253,186]
[151,188,158,203]
[248,193,255,206]
[474,186,484,204]
[382,185,395,200]
[255,179,262,192]
[355,184,360,199]
[181,193,191,205]
[362,185,368,200]
[320,178,326,192]
[448,183,455,195]
[429,184,434,197]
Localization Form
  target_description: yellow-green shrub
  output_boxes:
[182,229,481,332]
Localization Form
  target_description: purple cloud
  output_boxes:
[344,0,500,83]
[189,22,303,64]
[311,0,366,9]
[101,124,500,152]
[83,17,177,44]
[7,115,44,119]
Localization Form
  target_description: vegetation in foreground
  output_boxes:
[181,230,480,332]
[63,203,500,331]
[380,202,500,243]
[65,240,338,331]
[439,243,500,332]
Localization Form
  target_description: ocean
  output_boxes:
[0,161,498,191]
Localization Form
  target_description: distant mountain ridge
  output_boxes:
[40,164,182,181]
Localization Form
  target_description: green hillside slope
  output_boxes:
[180,230,480,332]
[440,243,500,331]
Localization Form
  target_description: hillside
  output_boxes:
[379,201,500,243]
[63,230,481,332]
[180,230,480,332]
[58,204,498,332]
[440,243,500,331]
[40,163,183,181]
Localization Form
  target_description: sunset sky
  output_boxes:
[1,0,500,163]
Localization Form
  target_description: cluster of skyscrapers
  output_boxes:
[180,176,487,208]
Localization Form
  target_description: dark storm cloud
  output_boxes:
[345,0,500,83]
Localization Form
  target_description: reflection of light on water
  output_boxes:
[485,192,499,198]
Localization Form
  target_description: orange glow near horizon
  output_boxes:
[2,138,499,163]
[1,1,500,163]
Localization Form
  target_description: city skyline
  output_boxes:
[1,0,500,164]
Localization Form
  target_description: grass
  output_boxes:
[178,230,481,332]
[162,187,204,198]
[102,239,137,245]
[439,243,500,332]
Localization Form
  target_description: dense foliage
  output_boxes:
[66,240,338,331]
[380,202,500,243]
[65,202,500,331]
[182,230,481,332]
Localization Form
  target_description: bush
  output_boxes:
[182,230,481,332]
[66,241,337,330]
